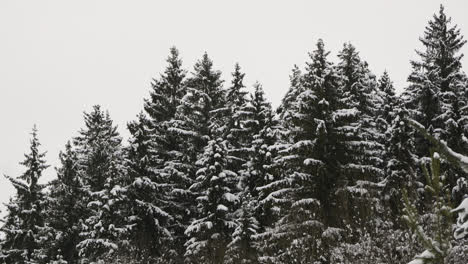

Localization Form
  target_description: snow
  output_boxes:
[217,204,228,211]
[408,250,434,264]
[223,193,238,203]
[452,197,468,239]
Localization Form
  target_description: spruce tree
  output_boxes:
[403,153,453,264]
[403,4,466,151]
[259,40,342,263]
[240,83,277,198]
[384,104,419,221]
[224,63,249,172]
[334,43,384,232]
[144,46,187,168]
[225,194,259,264]
[74,106,129,263]
[125,113,172,263]
[234,83,280,238]
[166,52,226,260]
[184,139,238,264]
[137,47,187,262]
[44,141,83,263]
[276,65,303,138]
[376,71,397,139]
[404,4,468,204]
[0,126,49,264]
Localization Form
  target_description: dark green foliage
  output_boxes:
[184,139,238,264]
[74,105,129,263]
[44,141,83,263]
[1,126,49,264]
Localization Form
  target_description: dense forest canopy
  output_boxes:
[1,5,467,264]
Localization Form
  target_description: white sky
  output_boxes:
[0,0,467,212]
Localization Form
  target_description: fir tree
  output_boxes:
[166,52,226,261]
[0,126,49,264]
[383,104,419,222]
[225,194,259,264]
[259,40,342,263]
[74,106,129,263]
[276,65,303,137]
[240,83,277,198]
[139,47,187,262]
[376,71,397,134]
[404,4,468,206]
[403,153,453,264]
[236,83,280,235]
[184,139,238,264]
[144,46,187,167]
[334,42,384,232]
[44,141,84,263]
[224,63,249,172]
[404,4,466,151]
[125,113,172,263]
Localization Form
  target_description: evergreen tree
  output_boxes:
[184,139,238,264]
[166,52,226,261]
[403,153,453,264]
[259,40,342,263]
[403,5,466,151]
[225,194,259,264]
[144,46,187,168]
[384,104,419,221]
[240,83,277,198]
[138,47,187,262]
[0,126,49,264]
[235,83,280,236]
[403,4,468,205]
[74,105,129,263]
[276,65,303,137]
[44,141,84,263]
[224,63,249,172]
[125,113,172,263]
[376,71,397,135]
[334,42,384,232]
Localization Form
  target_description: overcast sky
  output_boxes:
[1,0,467,211]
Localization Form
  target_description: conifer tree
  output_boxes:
[0,126,49,264]
[377,71,397,127]
[74,106,129,263]
[136,47,187,262]
[240,83,276,198]
[44,141,83,263]
[166,52,226,260]
[403,153,453,264]
[184,139,238,264]
[144,46,187,167]
[277,65,303,136]
[404,4,468,203]
[404,5,466,150]
[235,83,280,236]
[224,63,249,172]
[225,194,259,264]
[334,42,384,232]
[125,113,172,263]
[384,105,419,220]
[259,40,342,263]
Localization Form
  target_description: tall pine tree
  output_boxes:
[184,139,238,264]
[166,52,226,261]
[403,4,468,204]
[0,126,49,264]
[74,106,129,263]
[44,141,84,263]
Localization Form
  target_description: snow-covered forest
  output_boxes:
[1,5,468,264]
